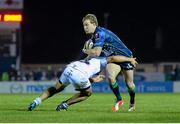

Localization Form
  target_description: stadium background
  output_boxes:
[22,1,180,63]
[0,0,180,90]
[0,0,180,123]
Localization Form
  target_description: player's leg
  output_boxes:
[40,82,65,101]
[106,63,124,112]
[67,88,92,105]
[28,81,66,111]
[122,69,136,111]
[56,88,92,111]
[56,67,92,111]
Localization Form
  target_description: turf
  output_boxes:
[0,93,180,123]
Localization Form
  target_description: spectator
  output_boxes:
[17,70,22,81]
[46,65,55,80]
[1,72,9,81]
[41,71,47,81]
[24,71,30,81]
[33,68,43,81]
[174,65,180,81]
[8,64,17,81]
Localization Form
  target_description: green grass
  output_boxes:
[0,93,180,123]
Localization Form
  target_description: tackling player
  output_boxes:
[28,56,137,111]
[82,14,137,112]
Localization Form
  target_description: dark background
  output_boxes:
[21,1,180,64]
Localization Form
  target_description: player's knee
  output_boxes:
[82,90,92,97]
[87,91,92,97]
[107,75,116,83]
[127,82,135,90]
[47,87,59,97]
[86,90,92,97]
[106,72,116,83]
[56,85,66,92]
[106,65,120,83]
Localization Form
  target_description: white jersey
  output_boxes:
[59,57,107,90]
[67,58,101,78]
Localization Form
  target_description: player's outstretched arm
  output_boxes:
[107,56,138,67]
[89,75,105,83]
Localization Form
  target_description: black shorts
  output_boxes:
[113,62,134,70]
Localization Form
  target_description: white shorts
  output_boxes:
[59,66,91,91]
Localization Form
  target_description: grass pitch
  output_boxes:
[0,93,180,123]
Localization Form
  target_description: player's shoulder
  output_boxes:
[95,27,106,38]
[96,26,115,36]
[96,26,106,33]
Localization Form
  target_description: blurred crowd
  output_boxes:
[0,64,63,81]
[0,64,180,82]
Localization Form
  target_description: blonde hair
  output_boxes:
[82,14,98,26]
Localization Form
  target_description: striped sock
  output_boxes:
[34,97,42,105]
[109,81,122,101]
[127,85,136,104]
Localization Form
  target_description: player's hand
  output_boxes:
[90,75,105,83]
[82,40,93,54]
[130,58,138,67]
[82,44,88,54]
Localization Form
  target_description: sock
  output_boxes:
[127,84,136,104]
[34,97,42,105]
[109,81,122,101]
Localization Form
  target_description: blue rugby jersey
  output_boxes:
[91,26,133,57]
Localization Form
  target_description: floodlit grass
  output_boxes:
[0,93,180,123]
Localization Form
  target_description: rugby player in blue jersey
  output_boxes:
[82,14,136,112]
